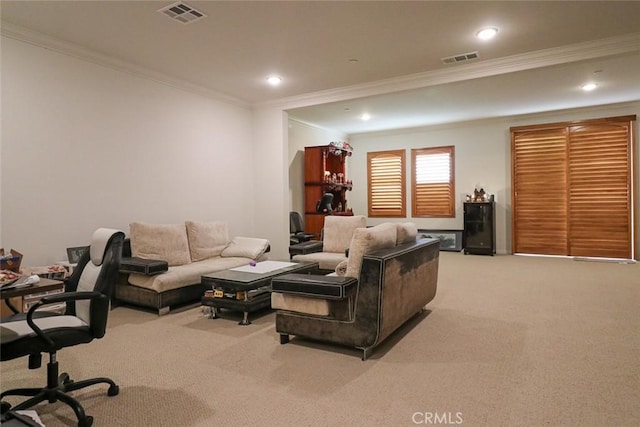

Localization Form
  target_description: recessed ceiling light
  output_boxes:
[361,113,371,121]
[582,82,598,91]
[349,59,359,64]
[266,76,282,86]
[476,27,498,40]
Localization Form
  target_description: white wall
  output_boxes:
[2,35,637,264]
[348,102,640,255]
[1,37,255,265]
[287,119,347,215]
[251,107,290,261]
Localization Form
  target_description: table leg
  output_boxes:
[238,292,251,325]
[209,306,219,319]
[239,311,251,326]
[3,298,20,314]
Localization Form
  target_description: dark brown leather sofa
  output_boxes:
[272,235,440,360]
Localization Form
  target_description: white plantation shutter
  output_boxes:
[412,146,455,217]
[368,150,406,217]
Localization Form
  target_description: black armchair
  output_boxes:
[289,211,318,244]
[1,228,125,427]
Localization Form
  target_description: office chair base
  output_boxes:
[0,361,119,427]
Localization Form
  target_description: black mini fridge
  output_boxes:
[463,202,496,255]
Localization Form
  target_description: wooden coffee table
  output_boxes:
[1,278,65,315]
[200,261,319,325]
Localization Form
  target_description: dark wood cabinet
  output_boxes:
[304,145,353,236]
[463,202,495,255]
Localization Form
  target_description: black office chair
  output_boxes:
[0,228,125,427]
[315,193,334,214]
[290,211,318,244]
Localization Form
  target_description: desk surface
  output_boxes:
[0,278,64,299]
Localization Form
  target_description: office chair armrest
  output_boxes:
[25,292,107,348]
[35,291,105,307]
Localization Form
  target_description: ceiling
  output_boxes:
[2,1,640,134]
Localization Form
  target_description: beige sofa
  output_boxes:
[115,221,269,315]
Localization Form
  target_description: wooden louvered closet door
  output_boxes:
[512,116,634,259]
[568,123,631,258]
[513,128,568,255]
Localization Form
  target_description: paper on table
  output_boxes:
[229,261,297,274]
[1,275,40,290]
[15,410,46,427]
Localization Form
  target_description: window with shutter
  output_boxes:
[367,150,406,217]
[412,146,455,217]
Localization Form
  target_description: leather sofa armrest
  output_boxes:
[289,241,323,257]
[119,257,168,275]
[272,274,357,300]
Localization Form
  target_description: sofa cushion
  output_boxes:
[292,251,346,271]
[396,222,418,244]
[322,215,366,253]
[127,256,252,293]
[271,293,329,316]
[221,237,269,259]
[130,222,191,267]
[345,223,398,279]
[185,220,230,261]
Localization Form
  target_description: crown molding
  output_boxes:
[349,100,640,138]
[3,20,638,113]
[288,117,348,137]
[261,32,640,111]
[0,22,250,108]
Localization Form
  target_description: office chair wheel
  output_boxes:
[1,401,11,414]
[60,372,73,385]
[78,415,94,427]
[107,384,119,396]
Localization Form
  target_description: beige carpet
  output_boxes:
[1,253,639,426]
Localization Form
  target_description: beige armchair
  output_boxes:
[291,215,366,272]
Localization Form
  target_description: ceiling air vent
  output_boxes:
[441,51,480,65]
[158,2,207,24]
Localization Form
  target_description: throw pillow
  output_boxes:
[345,223,397,279]
[185,220,230,261]
[396,222,418,244]
[129,222,191,266]
[335,260,348,277]
[221,237,269,259]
